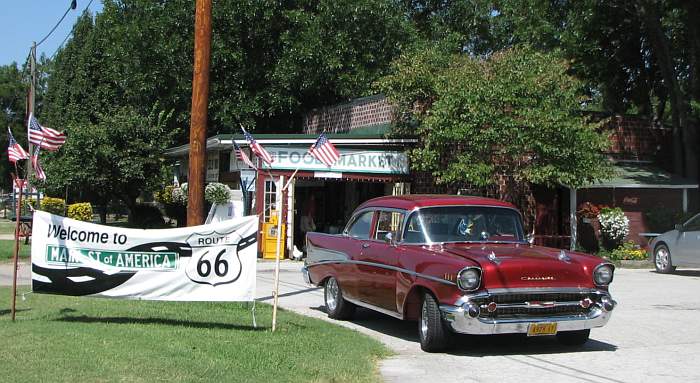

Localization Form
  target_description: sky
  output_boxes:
[0,0,103,67]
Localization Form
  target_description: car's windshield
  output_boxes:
[403,206,525,244]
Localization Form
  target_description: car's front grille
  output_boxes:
[471,291,593,319]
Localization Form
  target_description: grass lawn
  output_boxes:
[0,219,17,235]
[0,287,390,382]
[0,240,30,261]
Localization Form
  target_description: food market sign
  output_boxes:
[266,147,409,174]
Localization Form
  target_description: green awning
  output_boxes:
[583,163,698,189]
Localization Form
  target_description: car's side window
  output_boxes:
[684,215,700,231]
[347,211,374,239]
[373,211,404,241]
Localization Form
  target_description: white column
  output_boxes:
[569,188,577,251]
[683,188,688,213]
[287,178,295,253]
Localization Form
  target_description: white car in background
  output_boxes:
[650,213,700,273]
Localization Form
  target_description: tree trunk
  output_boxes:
[637,1,694,179]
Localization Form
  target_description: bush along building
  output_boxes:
[166,95,697,256]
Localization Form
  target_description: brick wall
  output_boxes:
[303,95,393,134]
[595,114,672,167]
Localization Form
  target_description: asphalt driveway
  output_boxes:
[257,262,700,383]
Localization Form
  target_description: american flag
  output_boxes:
[308,132,340,167]
[233,140,257,169]
[241,127,273,165]
[31,143,46,181]
[7,128,29,163]
[28,114,66,151]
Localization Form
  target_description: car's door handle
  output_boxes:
[361,243,370,248]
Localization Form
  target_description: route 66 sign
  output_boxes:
[185,228,250,286]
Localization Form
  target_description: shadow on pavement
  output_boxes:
[56,315,266,331]
[312,305,618,355]
[448,334,617,356]
[665,270,700,278]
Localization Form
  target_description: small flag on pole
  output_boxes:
[241,126,273,165]
[31,143,46,181]
[308,132,340,167]
[28,114,66,151]
[7,128,29,163]
[233,140,257,169]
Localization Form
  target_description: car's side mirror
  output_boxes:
[675,223,684,231]
[525,233,535,245]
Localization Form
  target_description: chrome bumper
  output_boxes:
[440,294,616,335]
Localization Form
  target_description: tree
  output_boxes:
[377,46,612,228]
[43,107,175,223]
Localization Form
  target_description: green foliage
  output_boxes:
[377,46,613,190]
[67,202,93,222]
[205,183,231,205]
[43,106,175,220]
[172,183,188,205]
[601,241,648,261]
[44,0,412,140]
[130,203,166,229]
[41,197,66,215]
[154,185,175,205]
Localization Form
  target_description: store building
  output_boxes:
[165,96,416,257]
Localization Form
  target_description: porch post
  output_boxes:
[569,187,577,251]
[683,188,688,213]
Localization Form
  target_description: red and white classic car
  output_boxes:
[302,195,616,352]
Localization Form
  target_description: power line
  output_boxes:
[51,0,97,59]
[35,0,78,48]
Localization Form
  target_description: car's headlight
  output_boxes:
[457,267,481,291]
[593,263,614,286]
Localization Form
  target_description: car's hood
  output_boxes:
[440,243,602,289]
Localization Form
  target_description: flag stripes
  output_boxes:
[7,128,29,163]
[28,114,66,151]
[233,140,257,169]
[241,127,273,165]
[308,132,340,167]
[31,144,46,181]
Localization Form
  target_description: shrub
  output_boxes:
[155,185,175,204]
[205,183,231,205]
[577,202,605,220]
[172,183,188,205]
[131,203,166,228]
[41,197,66,215]
[608,241,647,261]
[68,202,93,221]
[598,207,629,250]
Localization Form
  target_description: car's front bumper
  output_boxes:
[440,290,616,335]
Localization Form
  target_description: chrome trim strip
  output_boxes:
[344,296,404,319]
[480,301,582,309]
[305,259,457,286]
[453,287,610,306]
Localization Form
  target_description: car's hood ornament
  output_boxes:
[487,251,501,265]
[558,249,572,263]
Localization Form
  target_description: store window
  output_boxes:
[264,179,277,222]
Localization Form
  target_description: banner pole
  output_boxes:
[10,170,24,322]
[271,175,284,332]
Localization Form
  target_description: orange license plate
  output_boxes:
[527,322,558,336]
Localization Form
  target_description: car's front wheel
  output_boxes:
[419,292,451,352]
[556,329,590,346]
[324,277,355,320]
[654,244,676,274]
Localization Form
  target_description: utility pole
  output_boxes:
[27,42,36,189]
[187,0,212,226]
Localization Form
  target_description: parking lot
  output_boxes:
[257,263,700,383]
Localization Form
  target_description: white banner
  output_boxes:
[31,211,258,301]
